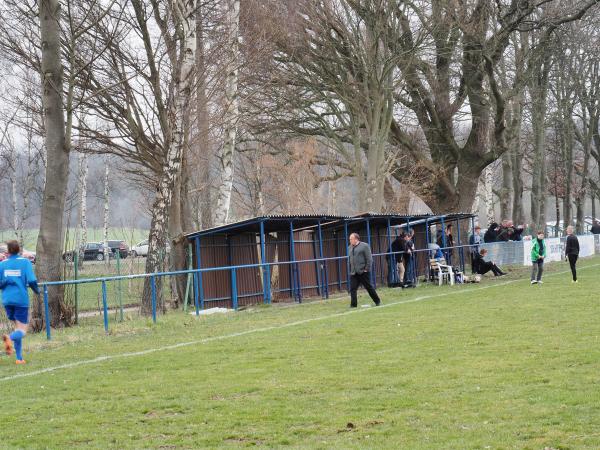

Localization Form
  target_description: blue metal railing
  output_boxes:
[39,244,476,340]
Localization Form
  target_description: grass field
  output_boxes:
[1,258,600,448]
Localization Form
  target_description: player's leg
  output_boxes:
[2,305,16,356]
[8,307,29,363]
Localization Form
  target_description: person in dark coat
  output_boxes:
[390,234,406,284]
[472,249,506,277]
[591,220,600,235]
[348,233,381,307]
[565,225,580,282]
[403,233,414,286]
[484,223,499,243]
[437,225,454,263]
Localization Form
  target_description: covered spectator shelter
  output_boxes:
[186,213,476,309]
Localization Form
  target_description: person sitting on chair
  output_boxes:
[472,249,506,277]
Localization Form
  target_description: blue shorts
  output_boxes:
[4,305,29,324]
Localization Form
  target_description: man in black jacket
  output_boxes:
[565,225,580,282]
[591,220,600,235]
[390,234,405,285]
[348,233,381,307]
[484,223,499,243]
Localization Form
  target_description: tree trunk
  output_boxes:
[142,0,196,315]
[213,0,240,226]
[500,153,512,220]
[103,163,110,265]
[33,0,73,331]
[484,165,495,224]
[196,4,213,229]
[78,153,88,247]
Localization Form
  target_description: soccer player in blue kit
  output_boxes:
[0,240,39,364]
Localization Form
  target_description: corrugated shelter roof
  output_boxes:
[186,213,476,238]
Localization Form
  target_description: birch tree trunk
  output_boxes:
[103,163,110,264]
[142,0,196,314]
[213,0,240,226]
[196,4,213,229]
[484,166,495,225]
[78,153,88,247]
[500,153,512,220]
[33,0,72,330]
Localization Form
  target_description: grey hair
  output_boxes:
[350,232,360,240]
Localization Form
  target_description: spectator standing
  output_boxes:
[530,231,547,285]
[484,223,499,243]
[390,234,405,285]
[348,233,381,308]
[403,232,415,286]
[469,225,482,273]
[591,220,600,235]
[565,225,580,283]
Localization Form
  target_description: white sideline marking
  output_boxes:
[1,263,598,383]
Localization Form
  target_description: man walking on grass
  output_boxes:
[0,240,39,364]
[565,225,579,283]
[348,233,381,308]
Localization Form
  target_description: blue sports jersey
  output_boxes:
[0,254,39,307]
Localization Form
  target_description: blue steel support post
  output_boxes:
[259,220,271,304]
[289,220,300,302]
[456,219,465,273]
[425,219,430,282]
[344,221,350,291]
[43,285,51,340]
[317,220,329,299]
[386,219,394,285]
[101,280,109,333]
[193,272,200,316]
[366,219,375,287]
[150,276,157,323]
[335,231,342,291]
[231,268,238,310]
[441,217,448,264]
[406,219,413,283]
[195,237,205,310]
[311,238,322,297]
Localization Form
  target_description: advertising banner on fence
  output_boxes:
[579,235,595,258]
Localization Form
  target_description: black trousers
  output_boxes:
[350,272,381,307]
[568,254,578,281]
[477,261,503,276]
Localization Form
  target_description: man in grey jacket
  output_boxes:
[348,233,381,308]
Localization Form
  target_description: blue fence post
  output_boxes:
[193,271,200,316]
[259,220,271,304]
[150,276,157,324]
[441,216,448,264]
[195,237,204,310]
[43,285,51,340]
[311,238,322,297]
[344,221,350,292]
[101,280,109,333]
[231,268,238,310]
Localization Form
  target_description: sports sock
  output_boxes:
[9,330,25,361]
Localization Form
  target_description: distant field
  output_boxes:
[0,228,149,250]
[1,257,600,448]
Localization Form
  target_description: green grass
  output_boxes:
[1,258,600,448]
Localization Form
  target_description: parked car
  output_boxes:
[63,242,108,262]
[130,240,149,257]
[107,240,129,259]
[0,244,36,264]
[130,240,170,257]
